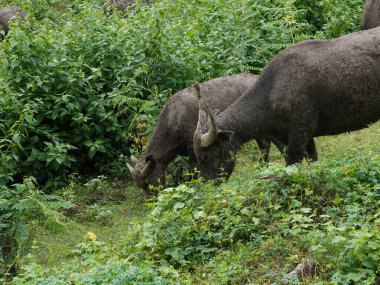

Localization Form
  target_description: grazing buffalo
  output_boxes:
[361,0,380,30]
[103,0,151,13]
[0,6,25,38]
[193,27,380,180]
[127,73,285,193]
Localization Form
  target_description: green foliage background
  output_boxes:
[0,0,363,189]
[1,0,377,284]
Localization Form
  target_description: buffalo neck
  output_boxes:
[142,128,185,167]
[216,79,272,148]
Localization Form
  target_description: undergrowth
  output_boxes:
[10,150,380,284]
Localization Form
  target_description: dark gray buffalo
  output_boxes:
[361,0,380,30]
[127,73,285,192]
[193,27,380,180]
[0,6,25,38]
[103,0,151,13]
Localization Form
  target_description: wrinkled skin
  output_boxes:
[103,0,151,13]
[194,27,380,180]
[0,6,25,38]
[361,0,380,30]
[128,73,284,193]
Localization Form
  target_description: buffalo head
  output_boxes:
[192,83,235,181]
[127,154,164,193]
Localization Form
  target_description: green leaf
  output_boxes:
[251,217,260,225]
[12,198,35,211]
[193,210,206,219]
[174,202,185,210]
[165,247,186,262]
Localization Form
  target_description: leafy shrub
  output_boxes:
[0,0,316,190]
[0,102,74,279]
[76,204,114,225]
[0,177,74,280]
[12,239,177,285]
[317,0,364,38]
[295,0,363,37]
[328,225,380,284]
[136,154,380,282]
[59,175,130,208]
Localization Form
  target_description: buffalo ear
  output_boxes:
[145,154,156,164]
[217,130,234,141]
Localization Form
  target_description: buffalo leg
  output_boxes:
[306,138,318,161]
[286,128,311,165]
[255,138,271,162]
[271,136,286,155]
[188,152,197,172]
[187,151,199,180]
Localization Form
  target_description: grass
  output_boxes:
[238,121,380,165]
[28,182,148,267]
[317,122,380,158]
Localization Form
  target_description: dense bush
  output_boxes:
[0,0,364,189]
[0,178,74,279]
[295,0,363,37]
[0,108,74,279]
[137,154,380,271]
[0,0,331,189]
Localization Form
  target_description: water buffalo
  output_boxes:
[103,0,151,13]
[193,27,380,180]
[0,6,25,38]
[361,0,380,30]
[127,73,285,192]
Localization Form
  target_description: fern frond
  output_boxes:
[12,198,35,211]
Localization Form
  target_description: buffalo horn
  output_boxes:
[197,101,208,130]
[140,160,152,178]
[193,82,218,147]
[131,155,138,164]
[194,82,207,129]
[127,163,134,175]
[200,104,218,148]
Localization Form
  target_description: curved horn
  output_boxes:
[140,160,152,178]
[127,163,135,175]
[193,82,218,148]
[200,105,218,147]
[193,82,207,129]
[193,81,201,99]
[130,155,138,164]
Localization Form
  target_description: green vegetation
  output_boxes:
[9,126,380,284]
[2,0,378,284]
[0,0,363,188]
